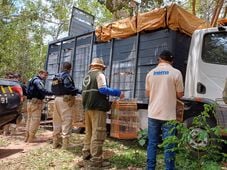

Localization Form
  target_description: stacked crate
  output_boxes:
[110,100,139,139]
[72,96,85,128]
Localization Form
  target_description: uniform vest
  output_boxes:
[82,71,110,112]
[27,76,44,100]
[51,72,74,95]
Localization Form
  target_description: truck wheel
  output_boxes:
[184,117,217,156]
[16,114,23,125]
[72,127,85,134]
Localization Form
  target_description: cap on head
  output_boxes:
[159,50,173,62]
[90,57,106,68]
[62,62,72,71]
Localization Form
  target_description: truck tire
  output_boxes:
[72,127,85,134]
[16,114,23,125]
[184,116,218,156]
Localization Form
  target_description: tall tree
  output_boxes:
[0,0,112,79]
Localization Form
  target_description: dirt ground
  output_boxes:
[0,122,53,163]
[0,122,117,170]
[0,123,227,170]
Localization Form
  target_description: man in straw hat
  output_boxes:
[77,57,124,169]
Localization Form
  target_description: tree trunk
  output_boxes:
[192,0,196,15]
[211,0,224,27]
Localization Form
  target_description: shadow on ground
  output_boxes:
[0,149,24,158]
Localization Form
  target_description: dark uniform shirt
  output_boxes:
[28,76,52,100]
[61,71,81,96]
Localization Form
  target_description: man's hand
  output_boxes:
[120,92,125,99]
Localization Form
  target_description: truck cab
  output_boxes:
[185,26,227,101]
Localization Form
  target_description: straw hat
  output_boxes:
[90,57,106,68]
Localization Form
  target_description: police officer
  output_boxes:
[78,57,124,169]
[25,69,52,143]
[52,62,81,149]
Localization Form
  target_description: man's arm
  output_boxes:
[99,87,121,97]
[97,73,124,98]
[176,71,184,99]
[145,90,150,97]
[176,91,184,99]
[34,79,53,96]
[63,75,81,95]
[145,74,150,97]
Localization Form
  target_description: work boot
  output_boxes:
[62,137,69,149]
[73,159,90,169]
[83,151,91,160]
[101,161,111,167]
[24,132,29,142]
[88,160,111,169]
[53,137,61,149]
[27,133,36,143]
[76,160,86,168]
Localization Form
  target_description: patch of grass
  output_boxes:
[104,137,147,169]
[0,131,224,170]
[1,144,78,170]
[25,146,75,169]
[0,137,10,147]
[111,150,146,169]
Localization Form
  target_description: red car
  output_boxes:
[0,78,23,128]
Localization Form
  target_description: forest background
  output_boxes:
[0,0,226,81]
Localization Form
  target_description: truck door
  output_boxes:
[195,30,227,100]
[72,34,93,90]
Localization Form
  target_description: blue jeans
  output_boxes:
[147,118,176,170]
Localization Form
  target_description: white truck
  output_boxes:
[45,5,227,149]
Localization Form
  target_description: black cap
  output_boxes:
[159,50,173,62]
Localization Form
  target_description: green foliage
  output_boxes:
[0,0,112,80]
[137,128,148,147]
[137,104,226,169]
[76,0,112,25]
[165,104,225,169]
[0,0,47,79]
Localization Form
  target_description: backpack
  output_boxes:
[26,77,38,99]
[51,73,66,95]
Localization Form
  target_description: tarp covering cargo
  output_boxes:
[218,18,227,26]
[95,4,210,42]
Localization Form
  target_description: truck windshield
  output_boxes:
[202,32,227,65]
